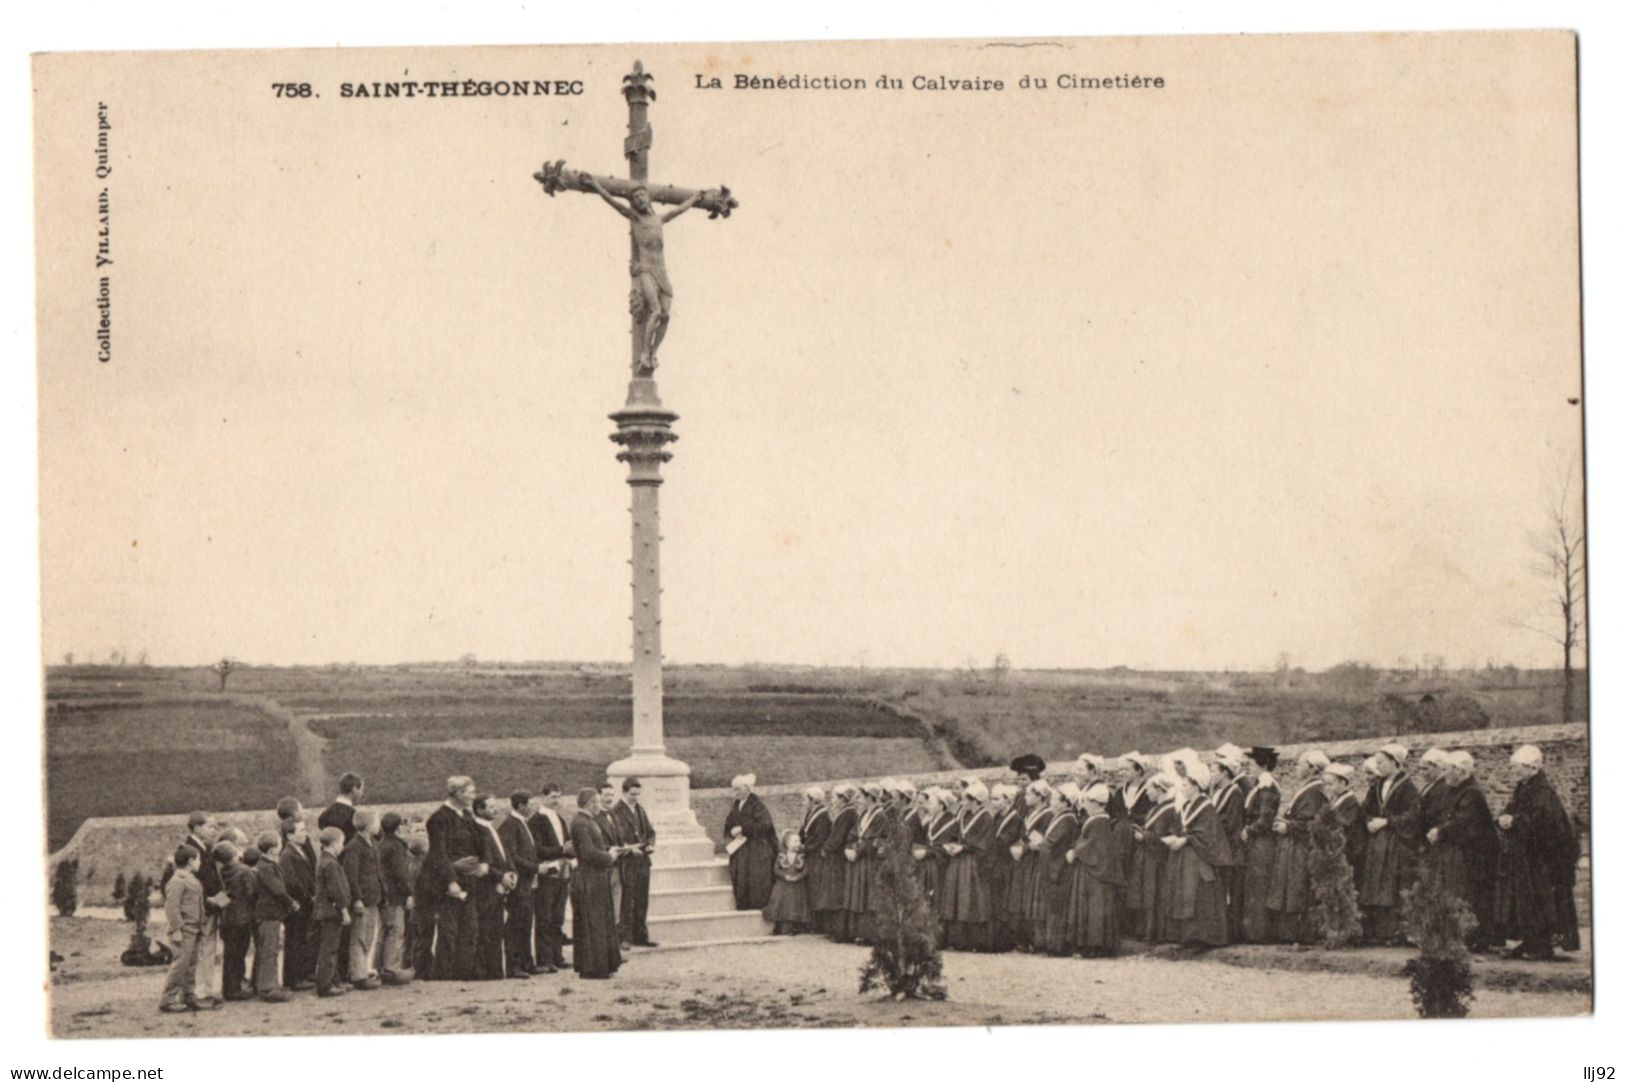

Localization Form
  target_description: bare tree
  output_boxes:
[212,657,239,692]
[991,652,1012,690]
[1521,461,1586,724]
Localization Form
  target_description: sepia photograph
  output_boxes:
[19,15,1608,1062]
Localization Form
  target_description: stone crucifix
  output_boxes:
[534,61,738,375]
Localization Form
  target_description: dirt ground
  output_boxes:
[48,918,1590,1039]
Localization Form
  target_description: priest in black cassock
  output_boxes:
[472,795,515,979]
[724,774,777,910]
[569,787,623,979]
[1495,744,1581,959]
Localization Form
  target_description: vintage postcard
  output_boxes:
[31,31,1588,1041]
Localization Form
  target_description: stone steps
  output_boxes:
[647,859,732,891]
[642,907,772,946]
[643,854,772,946]
[649,884,737,916]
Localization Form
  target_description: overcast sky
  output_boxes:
[34,33,1583,671]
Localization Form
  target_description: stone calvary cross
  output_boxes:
[530,62,739,868]
[533,60,737,377]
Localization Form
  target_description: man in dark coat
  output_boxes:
[318,772,364,842]
[612,779,659,947]
[473,795,515,979]
[569,788,623,979]
[423,776,486,981]
[723,774,777,910]
[1427,751,1499,952]
[528,783,571,973]
[498,792,542,975]
[1496,744,1582,959]
[181,812,230,1007]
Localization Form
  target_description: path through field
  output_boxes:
[241,694,328,805]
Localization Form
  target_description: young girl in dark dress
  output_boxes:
[763,829,814,935]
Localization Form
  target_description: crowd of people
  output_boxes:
[154,741,1582,1013]
[157,772,660,1012]
[726,742,1583,964]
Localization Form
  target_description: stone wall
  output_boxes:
[51,723,1591,918]
[692,722,1591,845]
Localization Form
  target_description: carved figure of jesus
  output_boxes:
[585,173,703,374]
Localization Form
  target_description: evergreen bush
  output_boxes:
[1399,861,1477,1018]
[858,807,947,1000]
[50,858,79,917]
[119,872,171,967]
[1307,806,1362,948]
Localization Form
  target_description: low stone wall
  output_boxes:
[51,723,1590,916]
[694,722,1590,845]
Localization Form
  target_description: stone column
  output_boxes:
[606,377,710,857]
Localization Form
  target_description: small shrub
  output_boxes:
[858,808,946,1001]
[51,858,79,917]
[1307,806,1362,948]
[1399,862,1477,1018]
[122,872,150,923]
[119,872,170,967]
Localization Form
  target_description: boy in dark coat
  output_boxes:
[214,840,258,1001]
[377,812,417,984]
[341,810,385,989]
[251,832,295,1002]
[312,826,353,996]
[276,817,317,990]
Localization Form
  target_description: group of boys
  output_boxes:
[157,773,423,1012]
[159,772,660,1011]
